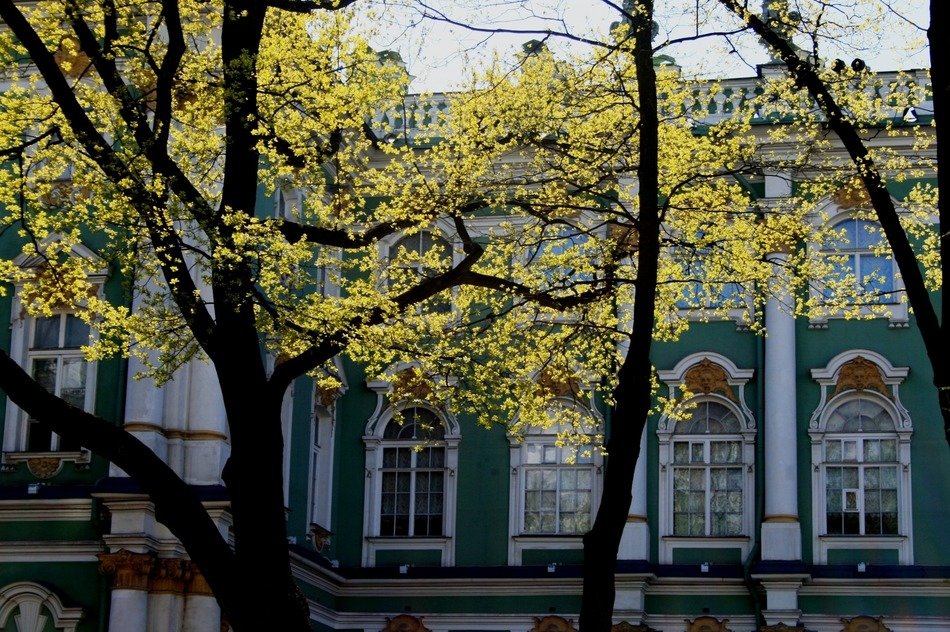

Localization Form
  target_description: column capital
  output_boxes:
[150,558,190,594]
[97,549,155,590]
[185,562,214,596]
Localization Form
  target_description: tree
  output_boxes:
[715,0,948,448]
[355,5,777,631]
[0,2,502,629]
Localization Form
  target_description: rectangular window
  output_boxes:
[824,437,899,535]
[25,314,90,452]
[380,446,445,536]
[522,442,593,535]
[672,440,743,536]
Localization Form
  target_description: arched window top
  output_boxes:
[382,406,446,440]
[826,218,886,250]
[674,399,742,435]
[825,396,895,433]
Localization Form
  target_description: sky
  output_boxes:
[364,0,931,92]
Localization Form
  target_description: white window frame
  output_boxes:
[307,356,346,533]
[808,350,913,564]
[362,367,459,567]
[656,353,756,564]
[507,396,604,565]
[808,206,908,328]
[2,240,105,471]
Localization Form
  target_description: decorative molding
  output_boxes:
[840,616,891,632]
[97,550,155,591]
[0,582,84,632]
[686,616,732,632]
[1,451,91,478]
[529,615,576,632]
[832,357,891,399]
[760,625,809,632]
[53,36,92,79]
[0,499,92,522]
[537,368,581,398]
[831,179,872,210]
[683,359,737,402]
[382,614,431,632]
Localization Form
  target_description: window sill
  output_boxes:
[1,450,90,478]
[815,534,911,565]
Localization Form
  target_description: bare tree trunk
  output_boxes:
[580,2,660,629]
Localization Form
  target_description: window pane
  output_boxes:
[60,359,86,408]
[673,442,689,464]
[525,444,543,464]
[576,469,592,489]
[690,444,705,463]
[30,358,57,392]
[881,440,897,462]
[32,317,60,349]
[826,441,842,462]
[559,469,576,490]
[64,315,89,347]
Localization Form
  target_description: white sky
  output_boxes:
[365,0,931,92]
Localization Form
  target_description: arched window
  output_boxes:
[656,354,756,564]
[822,397,899,535]
[386,230,452,312]
[379,407,446,537]
[362,390,460,567]
[809,351,913,564]
[670,400,745,537]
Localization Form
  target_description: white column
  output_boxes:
[618,425,650,560]
[98,551,154,632]
[183,565,221,632]
[761,252,802,560]
[183,356,229,485]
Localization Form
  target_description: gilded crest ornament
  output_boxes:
[382,615,431,632]
[840,615,891,632]
[760,624,810,632]
[833,356,890,399]
[831,178,872,210]
[25,456,63,479]
[683,359,736,402]
[685,616,732,632]
[538,368,580,398]
[611,622,657,632]
[529,615,576,632]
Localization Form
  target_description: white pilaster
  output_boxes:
[148,593,184,632]
[762,252,802,560]
[618,425,650,560]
